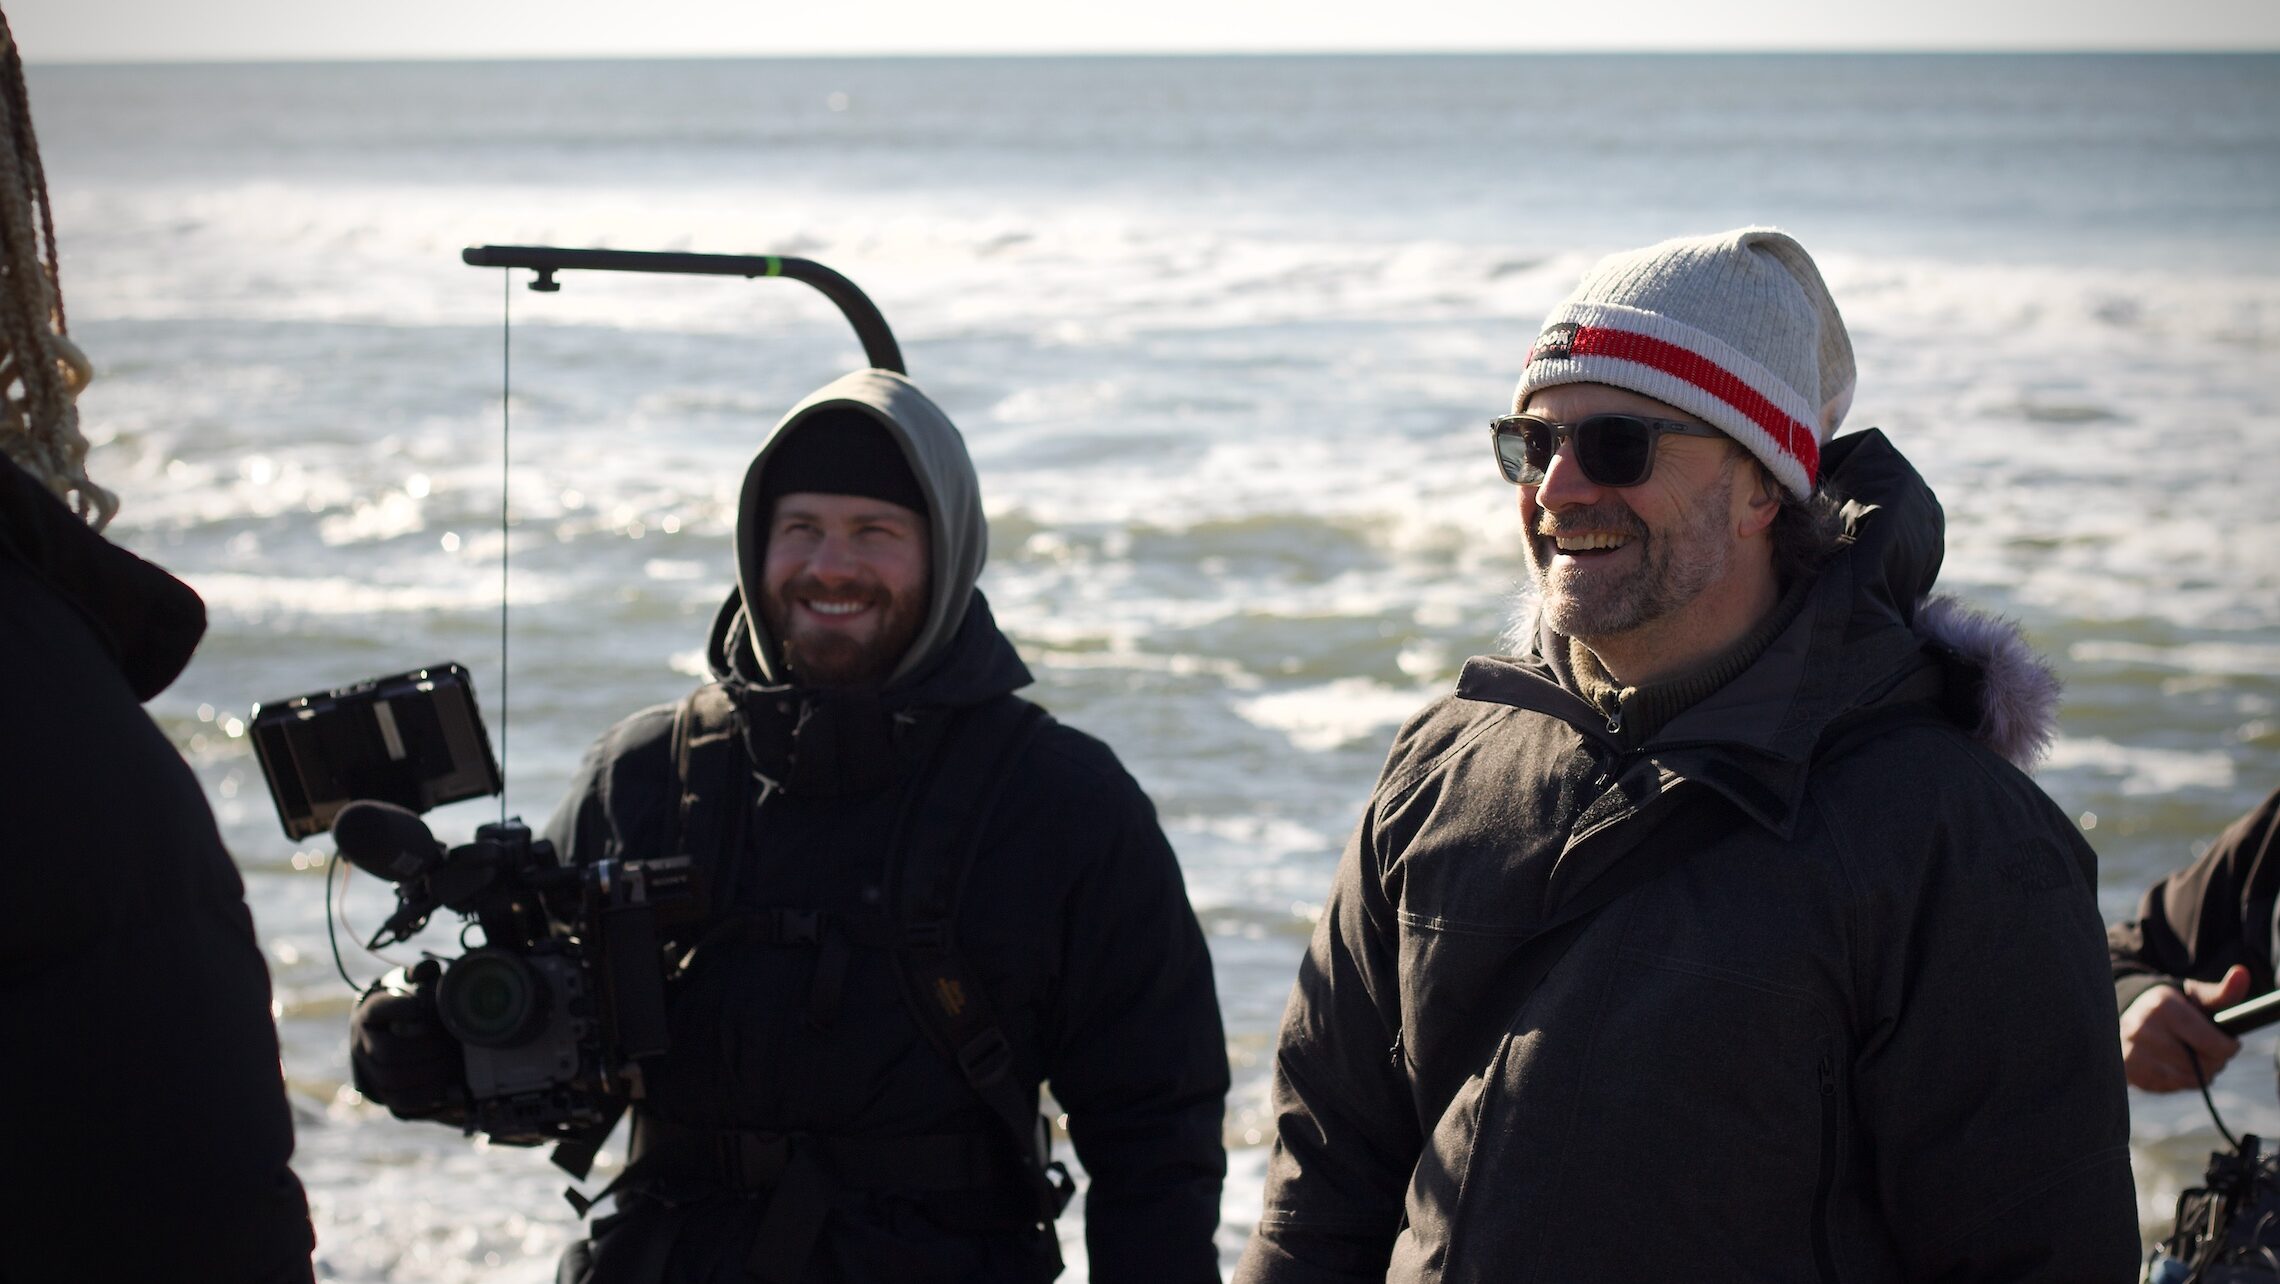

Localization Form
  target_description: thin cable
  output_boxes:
[2189,1045,2242,1153]
[499,267,511,822]
[325,850,363,992]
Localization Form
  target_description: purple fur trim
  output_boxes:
[1915,595,2063,770]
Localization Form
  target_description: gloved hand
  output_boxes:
[350,959,467,1123]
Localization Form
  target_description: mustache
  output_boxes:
[778,576,891,607]
[1534,503,1648,540]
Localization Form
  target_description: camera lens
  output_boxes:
[435,950,546,1048]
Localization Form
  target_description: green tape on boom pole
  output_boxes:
[764,256,783,277]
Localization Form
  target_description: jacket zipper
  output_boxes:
[1812,1051,1841,1284]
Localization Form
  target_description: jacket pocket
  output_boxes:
[1392,913,1528,1128]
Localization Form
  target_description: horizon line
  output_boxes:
[26,45,2280,68]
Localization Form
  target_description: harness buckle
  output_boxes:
[955,1029,1014,1087]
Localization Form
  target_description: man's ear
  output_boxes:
[1738,461,1782,540]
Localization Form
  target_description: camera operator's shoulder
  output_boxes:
[584,700,683,769]
[1002,713,1197,900]
[578,700,686,807]
[545,700,685,866]
[1020,710,1150,803]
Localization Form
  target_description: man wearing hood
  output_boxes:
[531,371,1228,1281]
[1236,230,2138,1282]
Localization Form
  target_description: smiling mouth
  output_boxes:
[801,597,874,618]
[1546,531,1632,557]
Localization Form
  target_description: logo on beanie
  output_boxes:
[1529,322,1580,364]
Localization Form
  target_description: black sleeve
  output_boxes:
[1235,801,1417,1284]
[0,558,315,1284]
[2109,784,2280,1013]
[1030,734,1229,1284]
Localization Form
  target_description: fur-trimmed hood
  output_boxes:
[1913,594,2060,770]
[1804,426,2064,774]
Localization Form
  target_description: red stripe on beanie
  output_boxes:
[1569,325,1820,485]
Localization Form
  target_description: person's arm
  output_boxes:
[1235,803,1418,1284]
[1033,737,1228,1284]
[1843,753,2139,1281]
[2110,785,2280,1091]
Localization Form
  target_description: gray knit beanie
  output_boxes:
[1513,228,1855,499]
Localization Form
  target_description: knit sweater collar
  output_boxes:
[1567,575,1815,749]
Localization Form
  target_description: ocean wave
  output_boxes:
[2040,735,2237,795]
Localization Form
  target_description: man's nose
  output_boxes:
[807,535,861,580]
[1532,440,1603,510]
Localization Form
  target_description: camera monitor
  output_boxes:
[251,663,503,840]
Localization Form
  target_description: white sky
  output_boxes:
[12,0,2280,62]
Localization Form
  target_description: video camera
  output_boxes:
[251,665,704,1148]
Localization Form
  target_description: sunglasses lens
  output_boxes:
[1573,415,1654,487]
[1492,422,1548,484]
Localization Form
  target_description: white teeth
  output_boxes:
[805,600,867,616]
[1553,532,1628,552]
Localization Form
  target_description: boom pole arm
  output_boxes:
[460,244,905,375]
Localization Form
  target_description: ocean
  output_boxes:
[26,53,2280,1277]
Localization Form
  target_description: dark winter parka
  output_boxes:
[0,454,315,1284]
[1237,430,2139,1283]
[543,371,1228,1284]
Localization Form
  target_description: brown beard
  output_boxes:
[759,575,929,689]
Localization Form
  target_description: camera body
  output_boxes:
[437,946,591,1103]
[346,810,706,1145]
[254,666,705,1147]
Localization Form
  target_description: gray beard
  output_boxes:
[1523,464,1736,648]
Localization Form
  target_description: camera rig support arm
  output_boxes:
[459,244,906,376]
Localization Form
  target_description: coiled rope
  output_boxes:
[0,7,115,529]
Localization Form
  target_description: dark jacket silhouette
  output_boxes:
[0,453,315,1284]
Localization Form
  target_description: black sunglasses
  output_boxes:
[1488,413,1725,489]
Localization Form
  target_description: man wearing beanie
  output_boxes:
[353,371,1228,1283]
[1239,230,2138,1281]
